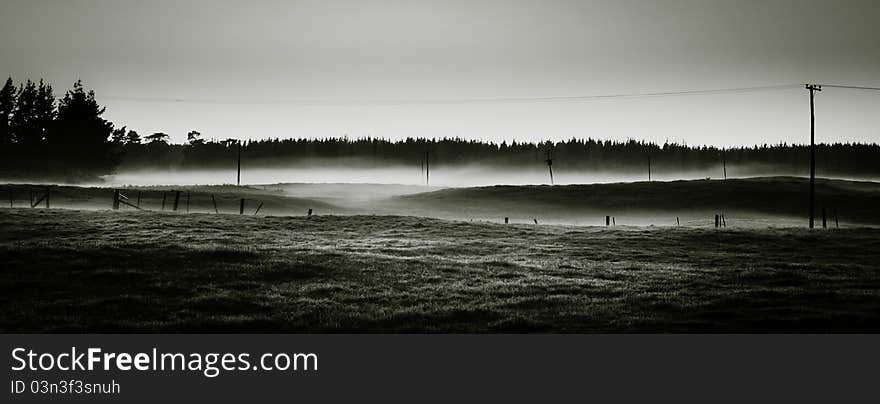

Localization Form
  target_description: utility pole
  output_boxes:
[425,151,430,186]
[806,84,822,229]
[722,154,727,180]
[544,150,554,185]
[236,140,242,186]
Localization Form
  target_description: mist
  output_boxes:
[96,163,879,188]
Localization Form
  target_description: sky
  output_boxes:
[1,0,879,146]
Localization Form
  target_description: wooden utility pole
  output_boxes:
[544,150,554,185]
[237,140,242,186]
[722,150,727,180]
[806,84,822,229]
[425,151,430,186]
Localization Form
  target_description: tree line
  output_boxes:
[2,76,879,180]
[0,77,117,179]
[119,136,879,177]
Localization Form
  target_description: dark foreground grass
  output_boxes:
[1,208,879,332]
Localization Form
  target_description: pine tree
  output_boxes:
[35,80,56,143]
[10,79,39,146]
[51,80,116,173]
[111,126,127,144]
[0,77,15,145]
[186,130,204,145]
[145,132,169,144]
[125,130,141,145]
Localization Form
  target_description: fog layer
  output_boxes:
[98,164,879,188]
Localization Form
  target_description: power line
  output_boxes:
[101,83,804,106]
[819,84,880,92]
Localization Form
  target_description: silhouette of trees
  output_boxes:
[111,126,127,144]
[125,129,141,145]
[0,77,117,179]
[186,130,204,145]
[1,76,878,181]
[35,80,56,143]
[0,77,14,145]
[10,80,39,146]
[110,136,880,178]
[50,80,116,173]
[145,132,170,144]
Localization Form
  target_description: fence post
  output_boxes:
[211,194,219,214]
[308,208,312,217]
[113,189,120,210]
[612,217,616,226]
[721,214,726,227]
[834,209,839,228]
[504,217,509,224]
[161,192,167,211]
[239,198,245,215]
[714,214,719,228]
[676,217,680,226]
[606,215,610,226]
[254,201,264,215]
[822,208,827,229]
[136,191,141,208]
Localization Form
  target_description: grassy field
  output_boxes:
[1,208,878,332]
[394,176,880,225]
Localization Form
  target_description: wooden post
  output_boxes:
[676,217,680,226]
[806,84,822,229]
[721,214,726,227]
[161,192,167,211]
[533,219,538,225]
[113,189,120,210]
[834,209,839,228]
[172,191,181,211]
[308,208,312,217]
[237,141,242,186]
[136,191,141,208]
[544,150,554,185]
[211,194,219,214]
[254,201,264,215]
[612,217,615,226]
[239,198,245,215]
[606,215,610,226]
[822,207,827,229]
[714,214,719,228]
[504,217,509,224]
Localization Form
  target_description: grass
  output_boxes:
[397,176,880,225]
[1,208,878,332]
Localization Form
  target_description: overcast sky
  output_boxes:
[1,0,878,146]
